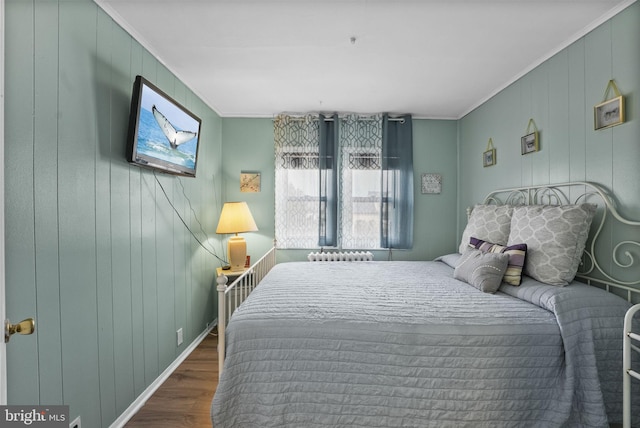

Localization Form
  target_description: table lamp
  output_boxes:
[216,202,258,271]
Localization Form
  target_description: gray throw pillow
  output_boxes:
[507,204,596,286]
[459,204,513,254]
[454,248,509,293]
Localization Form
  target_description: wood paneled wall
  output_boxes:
[5,1,223,426]
[458,2,640,236]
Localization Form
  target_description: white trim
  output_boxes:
[108,322,216,428]
[0,0,7,406]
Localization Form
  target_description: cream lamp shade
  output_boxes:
[216,202,258,271]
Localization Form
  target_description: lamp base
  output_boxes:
[227,236,247,271]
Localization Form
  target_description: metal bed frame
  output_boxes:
[624,304,640,428]
[483,181,640,300]
[483,182,640,426]
[216,182,640,422]
[216,246,277,374]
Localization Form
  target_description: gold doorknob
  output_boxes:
[4,318,35,343]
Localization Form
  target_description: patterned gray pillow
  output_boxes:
[507,204,596,286]
[459,204,513,254]
[454,248,509,293]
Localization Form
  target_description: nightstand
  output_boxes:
[216,266,248,284]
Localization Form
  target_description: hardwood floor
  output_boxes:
[125,331,219,428]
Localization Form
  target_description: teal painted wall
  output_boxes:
[219,119,276,263]
[221,118,459,262]
[458,2,640,284]
[459,2,639,214]
[5,0,639,426]
[5,0,223,426]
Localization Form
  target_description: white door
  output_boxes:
[1,0,7,405]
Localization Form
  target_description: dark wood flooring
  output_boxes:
[124,331,218,428]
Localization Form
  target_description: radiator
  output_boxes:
[307,251,374,262]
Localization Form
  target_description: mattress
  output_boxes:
[211,260,633,427]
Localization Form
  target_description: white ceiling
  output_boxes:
[95,0,635,119]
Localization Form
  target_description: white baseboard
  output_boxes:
[109,320,217,428]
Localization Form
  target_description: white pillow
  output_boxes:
[507,204,596,286]
[459,204,513,254]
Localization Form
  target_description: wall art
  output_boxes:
[421,173,442,194]
[483,138,496,167]
[594,80,624,130]
[521,118,539,155]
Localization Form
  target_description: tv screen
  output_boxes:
[126,75,202,177]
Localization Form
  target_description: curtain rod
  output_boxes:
[274,115,406,123]
[322,117,405,123]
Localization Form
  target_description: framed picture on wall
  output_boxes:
[240,171,261,193]
[594,96,624,130]
[483,148,496,167]
[421,173,442,194]
[483,138,496,167]
[521,132,538,155]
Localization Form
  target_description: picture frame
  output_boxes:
[421,173,442,194]
[483,148,496,167]
[594,95,624,130]
[521,132,538,155]
[240,171,261,193]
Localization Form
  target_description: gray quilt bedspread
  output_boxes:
[211,260,635,427]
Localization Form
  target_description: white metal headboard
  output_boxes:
[482,181,640,303]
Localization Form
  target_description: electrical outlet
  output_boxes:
[69,416,81,428]
[177,328,183,346]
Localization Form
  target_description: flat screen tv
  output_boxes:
[126,75,202,177]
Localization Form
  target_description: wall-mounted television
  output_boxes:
[126,75,202,177]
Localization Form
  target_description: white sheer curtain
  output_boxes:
[339,115,383,249]
[274,113,411,250]
[274,115,320,249]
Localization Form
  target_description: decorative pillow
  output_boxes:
[434,253,462,269]
[459,204,513,254]
[454,248,509,293]
[507,204,596,286]
[469,237,527,286]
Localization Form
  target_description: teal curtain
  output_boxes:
[318,114,339,246]
[381,114,414,249]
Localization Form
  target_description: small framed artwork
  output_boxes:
[594,96,624,130]
[483,138,496,167]
[521,118,539,155]
[521,132,538,155]
[483,149,496,167]
[421,173,442,194]
[240,171,261,193]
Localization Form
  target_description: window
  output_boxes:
[339,117,383,249]
[274,116,320,249]
[275,114,413,250]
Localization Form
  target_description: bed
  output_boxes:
[212,182,640,427]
